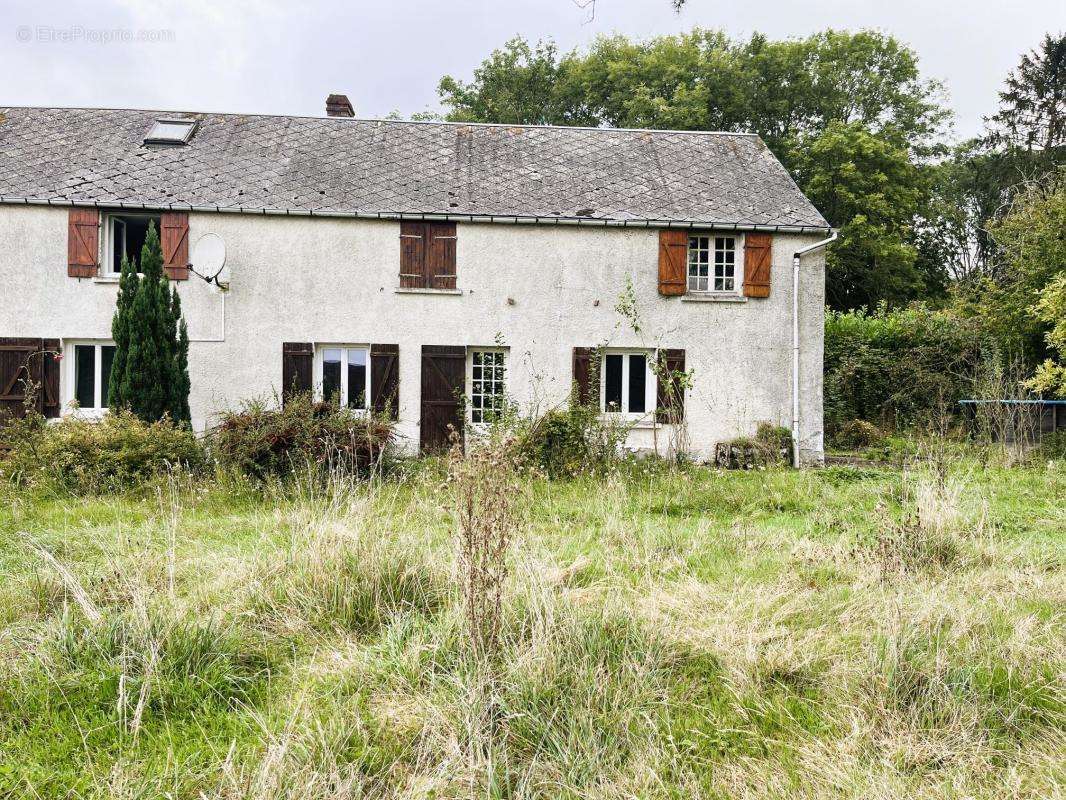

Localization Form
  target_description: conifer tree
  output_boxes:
[107,221,192,425]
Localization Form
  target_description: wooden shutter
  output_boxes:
[42,339,61,418]
[0,338,44,421]
[281,342,313,405]
[572,347,599,407]
[420,345,465,453]
[426,222,457,290]
[400,222,426,288]
[656,349,686,423]
[161,212,190,281]
[658,229,688,296]
[67,208,100,278]
[743,233,772,298]
[370,344,400,420]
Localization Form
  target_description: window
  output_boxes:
[105,213,161,274]
[69,342,116,412]
[688,235,739,293]
[601,351,653,417]
[144,119,197,145]
[399,221,457,290]
[316,346,370,410]
[469,350,506,424]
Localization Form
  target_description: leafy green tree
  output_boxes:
[107,222,191,425]
[1027,273,1066,396]
[794,122,927,309]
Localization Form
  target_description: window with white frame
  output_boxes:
[316,346,370,410]
[105,212,162,274]
[601,351,654,417]
[688,235,739,293]
[469,349,506,424]
[68,341,116,412]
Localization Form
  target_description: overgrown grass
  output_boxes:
[0,454,1063,798]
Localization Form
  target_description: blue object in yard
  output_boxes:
[959,399,1066,440]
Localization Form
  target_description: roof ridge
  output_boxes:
[0,105,761,138]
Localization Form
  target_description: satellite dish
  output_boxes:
[191,233,229,289]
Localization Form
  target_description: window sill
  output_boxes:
[394,287,463,296]
[600,414,664,430]
[681,293,747,303]
[92,275,122,284]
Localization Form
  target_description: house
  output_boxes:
[0,97,832,464]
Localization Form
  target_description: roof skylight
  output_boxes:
[144,119,197,145]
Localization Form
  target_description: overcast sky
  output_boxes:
[2,0,1061,141]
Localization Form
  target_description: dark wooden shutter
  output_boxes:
[67,208,100,278]
[572,347,599,407]
[400,222,426,288]
[426,222,457,290]
[42,339,61,418]
[656,349,686,423]
[420,345,465,453]
[0,338,45,421]
[281,342,313,405]
[743,233,772,298]
[658,229,688,296]
[161,212,190,281]
[370,344,400,420]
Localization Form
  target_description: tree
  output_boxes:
[794,122,927,309]
[438,29,948,309]
[107,222,191,426]
[988,33,1065,154]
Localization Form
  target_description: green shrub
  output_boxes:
[824,304,987,432]
[212,393,393,480]
[832,419,887,450]
[0,410,203,491]
[512,402,630,478]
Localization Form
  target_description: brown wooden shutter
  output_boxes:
[370,344,400,420]
[656,349,686,423]
[42,339,61,418]
[400,222,426,288]
[658,229,688,296]
[281,342,313,405]
[426,222,457,290]
[743,233,772,298]
[161,212,190,281]
[420,345,465,453]
[572,347,599,407]
[67,208,100,278]
[0,338,44,421]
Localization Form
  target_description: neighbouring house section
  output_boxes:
[0,103,831,463]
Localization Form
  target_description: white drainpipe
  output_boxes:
[791,232,837,467]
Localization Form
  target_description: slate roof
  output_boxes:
[0,106,829,231]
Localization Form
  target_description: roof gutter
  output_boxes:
[0,196,833,235]
[791,231,837,468]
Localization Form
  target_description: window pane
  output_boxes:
[101,346,116,407]
[75,345,95,408]
[604,354,623,412]
[112,218,125,273]
[322,349,341,404]
[347,349,367,409]
[628,355,647,413]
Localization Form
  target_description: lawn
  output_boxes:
[0,457,1063,798]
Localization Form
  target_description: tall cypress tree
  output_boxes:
[108,252,139,409]
[107,221,192,425]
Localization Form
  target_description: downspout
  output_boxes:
[791,231,837,467]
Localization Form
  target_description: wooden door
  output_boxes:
[420,345,465,453]
[0,338,45,422]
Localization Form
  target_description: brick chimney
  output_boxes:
[326,94,354,118]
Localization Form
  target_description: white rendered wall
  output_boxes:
[0,206,826,462]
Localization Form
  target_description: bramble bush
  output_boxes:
[824,304,987,434]
[211,393,394,480]
[0,410,203,491]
